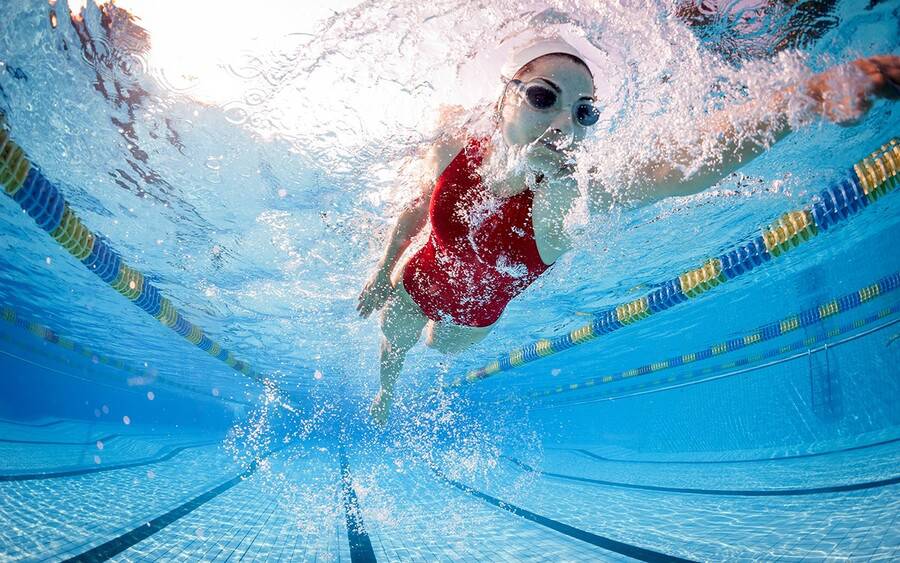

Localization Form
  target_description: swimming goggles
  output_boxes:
[507,78,600,127]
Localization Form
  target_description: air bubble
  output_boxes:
[224,105,249,125]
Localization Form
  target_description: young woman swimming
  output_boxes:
[357,39,900,426]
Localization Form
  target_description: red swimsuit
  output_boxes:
[402,138,552,328]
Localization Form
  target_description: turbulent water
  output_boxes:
[2,0,899,538]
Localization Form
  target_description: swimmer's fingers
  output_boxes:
[357,272,391,318]
[358,296,378,318]
[864,55,900,100]
[357,284,374,317]
[357,287,377,318]
[805,57,897,125]
[359,293,389,319]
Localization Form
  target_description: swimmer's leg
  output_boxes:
[425,320,493,355]
[371,282,428,426]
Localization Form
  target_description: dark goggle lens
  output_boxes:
[575,103,600,127]
[524,84,557,110]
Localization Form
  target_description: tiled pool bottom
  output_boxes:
[1,419,898,562]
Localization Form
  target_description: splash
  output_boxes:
[11,0,863,502]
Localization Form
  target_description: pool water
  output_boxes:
[1,0,899,561]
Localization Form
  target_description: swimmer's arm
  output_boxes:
[373,106,467,278]
[372,138,463,279]
[358,185,434,317]
[632,55,900,204]
[358,138,461,317]
[359,107,466,317]
[374,183,433,278]
[637,91,796,203]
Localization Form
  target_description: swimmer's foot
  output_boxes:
[369,388,393,427]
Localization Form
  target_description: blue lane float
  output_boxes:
[0,125,263,384]
[453,137,899,387]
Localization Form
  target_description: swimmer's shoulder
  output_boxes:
[427,104,470,179]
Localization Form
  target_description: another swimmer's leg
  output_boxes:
[371,285,427,426]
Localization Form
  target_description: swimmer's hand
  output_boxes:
[806,55,900,125]
[357,266,392,318]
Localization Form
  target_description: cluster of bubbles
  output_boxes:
[3,0,863,539]
[4,0,849,396]
[142,0,849,530]
[219,363,543,537]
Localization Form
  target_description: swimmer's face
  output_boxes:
[499,55,596,164]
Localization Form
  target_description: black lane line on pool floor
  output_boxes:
[62,449,280,563]
[0,440,218,482]
[0,433,120,446]
[504,456,900,497]
[0,431,213,446]
[436,470,694,563]
[560,435,900,465]
[0,417,68,427]
[338,446,377,563]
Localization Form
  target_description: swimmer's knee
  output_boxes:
[424,323,453,353]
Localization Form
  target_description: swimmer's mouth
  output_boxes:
[539,139,565,154]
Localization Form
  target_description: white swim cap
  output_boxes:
[452,10,612,108]
[500,37,592,80]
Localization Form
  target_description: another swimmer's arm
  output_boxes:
[635,55,900,204]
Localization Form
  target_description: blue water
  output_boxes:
[2,0,900,560]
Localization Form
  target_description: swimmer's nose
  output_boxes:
[545,112,576,150]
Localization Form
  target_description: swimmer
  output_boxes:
[357,39,900,426]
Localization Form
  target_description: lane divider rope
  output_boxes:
[528,273,900,401]
[0,305,251,406]
[0,124,262,384]
[537,315,900,409]
[452,137,900,388]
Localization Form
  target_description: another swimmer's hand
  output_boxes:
[357,266,393,318]
[806,55,900,125]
